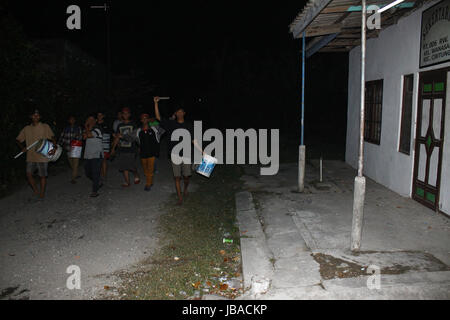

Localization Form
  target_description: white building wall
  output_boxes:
[346,0,450,214]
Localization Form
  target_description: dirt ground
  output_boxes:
[102,165,244,300]
[1,152,243,300]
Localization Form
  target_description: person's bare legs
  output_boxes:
[39,176,46,198]
[68,157,75,183]
[27,173,39,195]
[101,159,108,180]
[175,177,183,205]
[68,158,79,183]
[72,158,79,180]
[183,176,190,199]
[122,170,130,186]
[132,169,140,183]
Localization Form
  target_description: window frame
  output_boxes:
[364,79,384,145]
[398,74,414,155]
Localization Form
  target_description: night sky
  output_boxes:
[6,1,305,79]
[3,0,349,157]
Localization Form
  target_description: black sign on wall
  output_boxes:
[420,0,450,68]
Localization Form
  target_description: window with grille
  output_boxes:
[364,80,383,145]
[399,74,414,155]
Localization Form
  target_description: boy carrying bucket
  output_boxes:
[154,97,203,205]
[16,109,57,199]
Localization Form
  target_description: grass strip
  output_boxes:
[114,165,244,300]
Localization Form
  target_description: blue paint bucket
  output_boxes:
[35,139,62,162]
[196,154,218,178]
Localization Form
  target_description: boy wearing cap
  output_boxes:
[136,113,161,191]
[16,109,57,199]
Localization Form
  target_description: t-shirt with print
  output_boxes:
[16,122,54,163]
[137,127,160,159]
[84,126,104,159]
[116,122,138,154]
[98,122,112,153]
[160,119,194,159]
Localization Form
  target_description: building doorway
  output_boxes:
[413,68,448,211]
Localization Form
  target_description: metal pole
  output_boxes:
[320,156,323,183]
[301,31,306,146]
[358,0,366,177]
[351,0,367,253]
[298,31,307,192]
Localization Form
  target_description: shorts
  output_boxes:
[26,162,48,177]
[103,152,110,160]
[118,153,137,172]
[171,161,192,178]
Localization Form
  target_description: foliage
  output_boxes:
[0,12,105,193]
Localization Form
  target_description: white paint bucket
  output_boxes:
[35,139,62,162]
[69,140,83,158]
[196,154,218,178]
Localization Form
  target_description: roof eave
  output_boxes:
[290,0,333,38]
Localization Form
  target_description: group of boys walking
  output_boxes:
[16,97,198,205]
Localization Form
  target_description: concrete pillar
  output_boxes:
[298,145,306,192]
[351,176,366,252]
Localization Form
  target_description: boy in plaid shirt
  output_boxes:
[58,115,83,183]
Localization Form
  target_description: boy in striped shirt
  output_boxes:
[83,114,104,197]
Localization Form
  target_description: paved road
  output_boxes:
[0,154,183,300]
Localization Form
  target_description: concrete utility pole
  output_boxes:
[298,31,306,193]
[351,0,367,252]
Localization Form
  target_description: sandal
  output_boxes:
[122,183,130,188]
[134,178,141,185]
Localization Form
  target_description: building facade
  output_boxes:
[345,0,450,215]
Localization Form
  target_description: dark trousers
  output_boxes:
[84,158,102,193]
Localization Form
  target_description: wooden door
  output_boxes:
[413,68,448,211]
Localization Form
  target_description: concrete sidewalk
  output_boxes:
[236,160,450,300]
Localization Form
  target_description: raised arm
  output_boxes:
[154,96,161,121]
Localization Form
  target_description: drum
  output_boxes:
[196,154,218,178]
[35,139,62,162]
[69,140,83,159]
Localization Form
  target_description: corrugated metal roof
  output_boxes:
[289,0,427,53]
